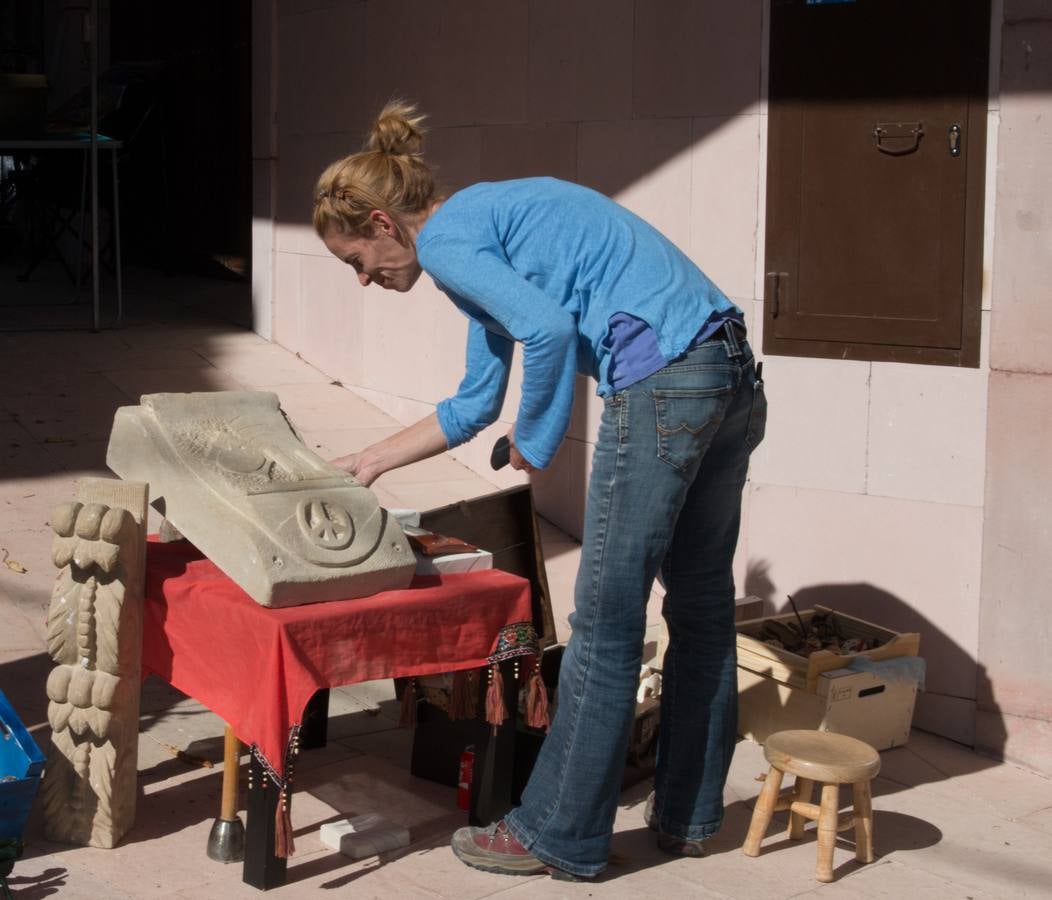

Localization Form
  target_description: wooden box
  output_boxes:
[419,484,555,649]
[736,606,921,751]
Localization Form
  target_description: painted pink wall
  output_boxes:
[256,0,1052,775]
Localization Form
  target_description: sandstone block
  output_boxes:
[106,391,414,607]
[41,478,148,848]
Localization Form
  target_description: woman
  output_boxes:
[313,100,766,881]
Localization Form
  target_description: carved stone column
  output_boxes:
[40,479,148,848]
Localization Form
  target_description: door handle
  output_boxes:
[766,272,788,319]
[873,122,924,155]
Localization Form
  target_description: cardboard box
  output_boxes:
[737,666,917,751]
[735,606,921,750]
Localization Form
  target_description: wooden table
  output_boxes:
[140,540,533,890]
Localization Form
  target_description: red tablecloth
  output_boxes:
[141,540,534,782]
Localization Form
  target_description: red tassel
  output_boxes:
[485,664,506,732]
[526,666,550,733]
[400,677,418,727]
[449,670,470,721]
[274,791,295,858]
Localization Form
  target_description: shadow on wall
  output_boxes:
[742,565,1008,761]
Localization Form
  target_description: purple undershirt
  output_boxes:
[605,309,745,391]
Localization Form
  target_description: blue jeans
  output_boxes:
[505,326,766,877]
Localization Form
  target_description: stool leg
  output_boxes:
[743,766,784,857]
[852,780,875,864]
[815,782,839,883]
[788,777,814,840]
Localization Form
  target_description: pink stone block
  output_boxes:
[578,119,694,251]
[427,126,482,196]
[567,375,603,444]
[277,4,367,137]
[440,0,529,126]
[977,709,1052,780]
[530,438,577,539]
[276,133,358,248]
[867,361,988,507]
[299,254,360,386]
[360,282,466,403]
[364,0,468,129]
[979,372,1052,726]
[272,251,303,351]
[527,0,633,123]
[633,0,762,118]
[748,355,870,494]
[479,123,578,183]
[689,115,761,299]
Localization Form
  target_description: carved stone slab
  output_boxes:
[106,391,415,607]
[41,478,148,848]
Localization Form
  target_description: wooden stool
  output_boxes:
[743,729,880,883]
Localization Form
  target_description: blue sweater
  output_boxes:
[416,177,740,469]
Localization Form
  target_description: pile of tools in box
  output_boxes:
[759,604,886,658]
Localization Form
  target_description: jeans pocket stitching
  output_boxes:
[653,388,731,472]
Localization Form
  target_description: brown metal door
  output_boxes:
[765,0,989,364]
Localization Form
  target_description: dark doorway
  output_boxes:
[109,0,252,287]
[763,0,990,366]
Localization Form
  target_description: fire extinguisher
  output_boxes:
[457,745,475,811]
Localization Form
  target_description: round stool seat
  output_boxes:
[764,730,881,785]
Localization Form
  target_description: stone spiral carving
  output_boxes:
[40,480,148,849]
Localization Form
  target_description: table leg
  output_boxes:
[207,725,245,863]
[469,660,518,827]
[299,689,329,751]
[111,147,123,322]
[243,754,287,890]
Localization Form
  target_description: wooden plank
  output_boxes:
[736,647,808,690]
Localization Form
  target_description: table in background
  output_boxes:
[0,136,123,329]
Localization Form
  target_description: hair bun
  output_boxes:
[366,99,427,156]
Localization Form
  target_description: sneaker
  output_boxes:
[451,820,551,876]
[451,821,593,881]
[643,792,708,858]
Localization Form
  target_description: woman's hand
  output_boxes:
[507,429,535,474]
[330,450,381,487]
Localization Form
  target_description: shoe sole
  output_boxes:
[450,835,548,876]
[450,835,595,880]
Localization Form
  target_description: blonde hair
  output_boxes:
[313,99,438,237]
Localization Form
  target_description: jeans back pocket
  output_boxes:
[654,385,733,472]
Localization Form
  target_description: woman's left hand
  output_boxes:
[507,430,535,474]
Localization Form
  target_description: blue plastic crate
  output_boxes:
[0,690,45,842]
